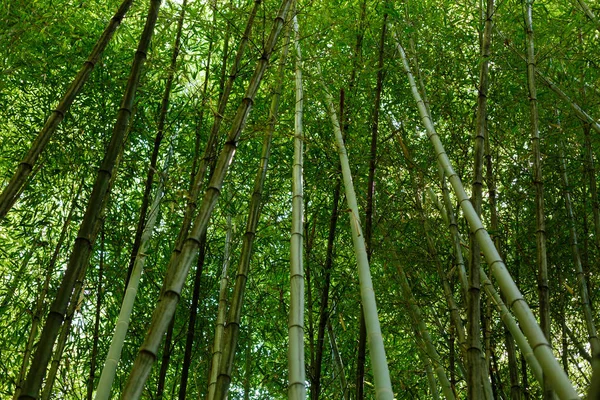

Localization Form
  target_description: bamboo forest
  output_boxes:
[3,0,600,398]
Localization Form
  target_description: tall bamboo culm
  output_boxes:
[522,2,553,397]
[213,11,292,400]
[320,67,394,400]
[17,1,160,398]
[288,11,306,400]
[391,25,580,400]
[0,0,134,220]
[121,1,293,398]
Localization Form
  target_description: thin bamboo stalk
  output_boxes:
[206,209,232,400]
[320,65,394,400]
[213,14,292,400]
[86,229,105,400]
[523,3,552,396]
[574,0,600,32]
[288,11,306,400]
[327,319,349,399]
[121,2,292,397]
[0,0,134,220]
[391,27,580,400]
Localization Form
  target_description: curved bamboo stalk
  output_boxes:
[17,1,160,397]
[121,2,293,398]
[574,0,600,32]
[0,0,134,220]
[320,66,394,400]
[391,26,580,400]
[213,14,292,400]
[288,11,306,400]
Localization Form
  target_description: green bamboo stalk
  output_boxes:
[18,2,160,397]
[469,0,494,395]
[121,2,293,397]
[86,229,105,400]
[94,146,172,400]
[574,0,600,32]
[523,3,553,397]
[0,0,134,220]
[391,26,580,400]
[212,16,292,400]
[395,262,455,400]
[288,11,306,400]
[206,208,232,400]
[320,66,394,400]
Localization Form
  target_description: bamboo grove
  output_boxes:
[1,0,600,398]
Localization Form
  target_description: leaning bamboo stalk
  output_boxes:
[206,210,233,400]
[87,230,105,400]
[395,262,455,400]
[0,0,134,220]
[320,66,394,400]
[121,2,293,398]
[288,12,306,400]
[427,189,545,386]
[558,140,600,356]
[574,0,600,32]
[213,14,292,400]
[18,2,160,396]
[391,26,580,400]
[94,146,172,400]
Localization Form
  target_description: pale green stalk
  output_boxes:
[95,146,171,400]
[391,26,580,400]
[288,12,306,400]
[320,66,394,400]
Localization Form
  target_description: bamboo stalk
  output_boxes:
[206,208,232,400]
[391,26,580,400]
[121,2,293,397]
[320,65,394,400]
[0,0,134,220]
[288,10,306,400]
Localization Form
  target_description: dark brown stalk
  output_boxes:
[18,1,160,396]
[312,180,341,400]
[156,317,175,399]
[86,229,105,400]
[124,0,188,287]
[0,0,134,220]
[178,232,207,399]
[13,180,82,400]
